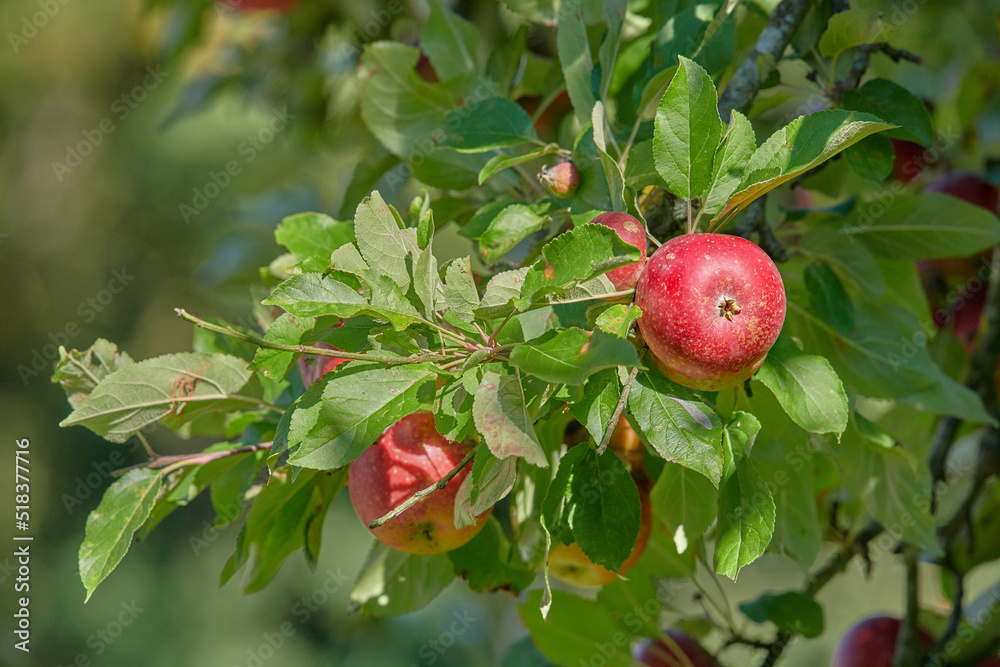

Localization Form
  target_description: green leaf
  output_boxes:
[476,268,530,319]
[411,147,489,189]
[510,328,641,386]
[283,363,437,469]
[570,369,620,444]
[349,544,455,617]
[473,371,548,467]
[651,461,717,555]
[354,191,416,292]
[442,256,481,321]
[804,261,855,335]
[739,591,824,638]
[844,134,894,183]
[597,0,627,99]
[274,212,355,265]
[755,336,849,435]
[60,353,256,443]
[479,143,561,184]
[842,79,933,146]
[592,101,626,212]
[79,469,162,601]
[479,202,552,265]
[358,43,455,157]
[701,110,756,219]
[595,303,642,338]
[249,314,331,381]
[441,97,540,153]
[714,412,775,579]
[718,110,895,223]
[519,590,633,667]
[627,369,724,486]
[799,222,885,299]
[501,636,556,667]
[556,1,596,126]
[653,56,722,202]
[840,193,1000,259]
[467,444,517,514]
[447,518,536,593]
[52,339,135,410]
[900,369,996,425]
[421,0,480,82]
[411,242,440,318]
[818,9,897,60]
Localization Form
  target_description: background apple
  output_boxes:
[891,139,930,184]
[591,211,648,290]
[831,616,932,667]
[348,412,490,555]
[538,161,580,198]
[926,173,1000,213]
[633,630,718,667]
[298,341,349,388]
[635,233,786,391]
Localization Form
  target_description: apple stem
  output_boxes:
[367,447,477,529]
[597,364,641,455]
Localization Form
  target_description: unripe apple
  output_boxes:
[633,630,718,667]
[635,233,786,391]
[831,616,932,667]
[591,212,648,290]
[549,484,653,587]
[538,161,581,198]
[348,412,490,555]
[298,342,349,388]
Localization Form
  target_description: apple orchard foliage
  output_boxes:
[51,1,1000,665]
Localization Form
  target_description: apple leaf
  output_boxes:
[454,444,517,528]
[357,42,456,157]
[595,303,642,338]
[52,338,135,410]
[421,0,480,83]
[700,110,756,219]
[803,261,855,335]
[79,469,162,601]
[281,362,437,469]
[556,1,596,126]
[349,543,455,617]
[442,256,481,322]
[653,56,722,203]
[274,212,355,265]
[900,369,996,425]
[596,0,626,99]
[716,110,895,223]
[479,143,561,184]
[479,202,552,264]
[434,375,476,443]
[59,352,257,443]
[840,193,1000,259]
[799,222,885,299]
[818,8,897,60]
[755,336,849,435]
[570,369,620,443]
[592,101,626,212]
[249,313,334,381]
[476,267,530,319]
[500,636,557,667]
[441,97,540,153]
[519,590,633,667]
[739,591,824,638]
[447,518,536,594]
[842,79,933,146]
[844,134,895,183]
[510,328,641,386]
[354,191,416,292]
[472,370,548,467]
[627,369,724,486]
[714,412,775,580]
[651,461,717,555]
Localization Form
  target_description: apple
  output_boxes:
[633,630,718,667]
[634,233,786,391]
[591,212,648,291]
[892,139,929,184]
[219,0,299,11]
[548,484,653,587]
[348,412,490,555]
[538,161,580,199]
[831,616,932,667]
[926,173,999,213]
[609,415,645,471]
[298,342,349,388]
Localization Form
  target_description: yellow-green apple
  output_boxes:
[635,233,785,391]
[348,412,490,554]
[632,630,718,667]
[591,212,648,290]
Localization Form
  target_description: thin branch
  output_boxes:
[135,431,158,460]
[112,442,272,478]
[368,448,476,529]
[924,571,964,667]
[597,364,641,455]
[893,546,923,667]
[175,309,447,366]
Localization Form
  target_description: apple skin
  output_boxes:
[591,212,648,291]
[298,342,349,388]
[926,173,999,213]
[891,139,929,184]
[831,616,932,667]
[633,630,718,667]
[219,0,300,11]
[348,412,490,555]
[635,233,786,391]
[549,485,653,587]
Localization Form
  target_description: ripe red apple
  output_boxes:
[348,412,490,555]
[634,233,786,391]
[549,485,652,587]
[926,173,999,213]
[298,342,349,388]
[831,616,932,667]
[591,212,648,291]
[633,630,718,667]
[892,139,929,184]
[219,0,299,11]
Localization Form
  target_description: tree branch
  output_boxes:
[893,546,924,667]
[113,442,273,477]
[597,365,641,455]
[368,448,476,529]
[717,0,816,120]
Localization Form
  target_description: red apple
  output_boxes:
[633,630,718,667]
[926,173,999,213]
[348,412,490,555]
[892,139,929,184]
[549,485,653,587]
[219,0,299,11]
[298,342,349,388]
[634,233,786,391]
[977,657,1000,666]
[591,212,648,291]
[831,616,932,667]
[538,161,580,198]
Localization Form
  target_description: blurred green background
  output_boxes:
[2,1,1000,666]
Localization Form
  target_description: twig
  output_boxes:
[368,448,476,529]
[893,546,923,667]
[112,442,272,478]
[924,571,965,667]
[597,365,641,455]
[717,0,815,120]
[175,309,447,366]
[135,431,158,460]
